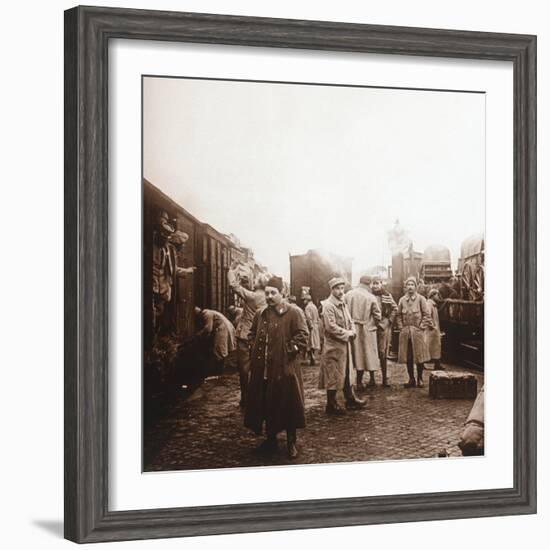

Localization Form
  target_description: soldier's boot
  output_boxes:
[416,364,425,388]
[286,429,298,459]
[367,371,376,387]
[325,390,346,415]
[404,362,417,388]
[356,371,365,392]
[344,385,367,410]
[256,432,278,454]
[434,360,444,371]
[381,358,390,387]
[309,350,316,366]
[238,372,248,409]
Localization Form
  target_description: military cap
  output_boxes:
[266,276,284,292]
[328,276,346,289]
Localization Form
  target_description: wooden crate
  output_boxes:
[429,371,477,399]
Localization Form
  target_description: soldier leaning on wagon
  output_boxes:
[371,276,398,387]
[228,263,267,409]
[319,277,366,415]
[425,289,444,371]
[244,276,309,459]
[396,276,431,388]
[344,275,382,390]
[303,294,321,366]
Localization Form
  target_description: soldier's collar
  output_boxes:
[328,294,344,306]
[267,302,289,316]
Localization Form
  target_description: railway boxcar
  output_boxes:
[143,179,241,350]
[290,249,352,307]
[420,244,453,284]
[143,179,202,352]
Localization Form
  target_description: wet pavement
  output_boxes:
[143,359,484,471]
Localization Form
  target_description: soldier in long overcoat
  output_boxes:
[396,276,430,387]
[318,277,366,414]
[372,277,398,386]
[344,275,382,390]
[244,276,309,459]
[425,289,443,370]
[303,294,321,365]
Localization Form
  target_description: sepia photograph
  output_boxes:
[142,74,486,472]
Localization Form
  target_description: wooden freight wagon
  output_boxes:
[420,244,453,284]
[143,179,201,352]
[143,179,241,352]
[290,249,352,307]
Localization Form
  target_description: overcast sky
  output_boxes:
[143,76,485,281]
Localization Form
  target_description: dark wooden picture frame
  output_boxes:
[64,5,537,543]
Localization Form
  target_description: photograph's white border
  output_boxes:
[109,39,513,511]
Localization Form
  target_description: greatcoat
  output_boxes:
[373,290,398,359]
[344,284,381,372]
[425,298,442,361]
[197,309,237,360]
[318,294,357,390]
[304,301,321,351]
[396,292,430,364]
[244,303,309,435]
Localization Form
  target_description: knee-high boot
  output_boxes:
[286,429,298,459]
[326,390,346,415]
[356,370,365,391]
[416,363,425,387]
[381,357,389,387]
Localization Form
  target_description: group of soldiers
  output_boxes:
[225,265,444,460]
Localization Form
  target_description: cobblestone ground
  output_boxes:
[144,360,484,471]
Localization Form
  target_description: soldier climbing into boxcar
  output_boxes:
[151,211,195,339]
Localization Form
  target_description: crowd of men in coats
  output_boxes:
[212,263,445,460]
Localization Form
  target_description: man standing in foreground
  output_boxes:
[319,277,366,414]
[344,275,382,390]
[244,276,309,459]
[396,277,430,388]
[228,262,267,409]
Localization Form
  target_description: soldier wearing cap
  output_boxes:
[396,276,430,387]
[244,276,309,459]
[303,294,321,365]
[344,274,382,390]
[425,288,444,370]
[371,276,398,386]
[318,276,366,414]
[152,211,195,336]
